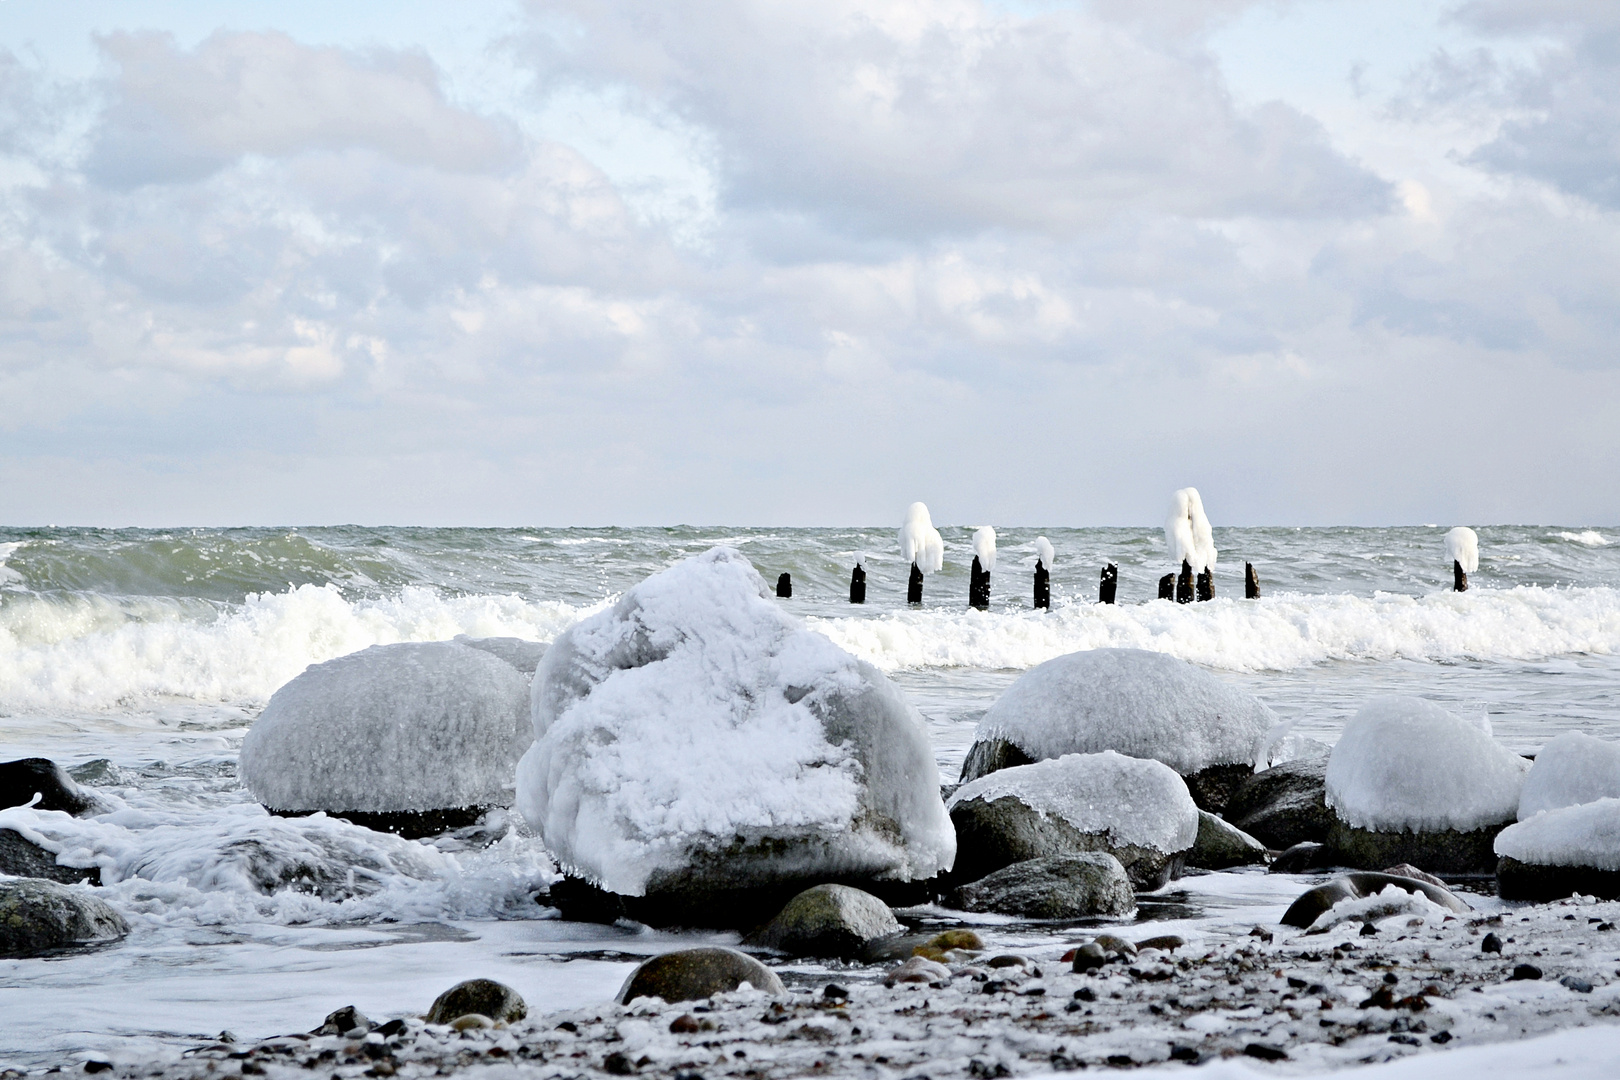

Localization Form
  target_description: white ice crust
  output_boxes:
[515,547,955,896]
[947,751,1199,854]
[1446,527,1480,573]
[1324,696,1529,833]
[1166,488,1217,572]
[1034,536,1054,568]
[1496,798,1620,870]
[240,641,533,813]
[1518,732,1620,820]
[974,648,1275,775]
[899,502,945,574]
[973,527,997,572]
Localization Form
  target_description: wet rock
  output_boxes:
[1269,841,1334,874]
[1510,963,1542,981]
[1496,855,1620,903]
[743,884,901,959]
[1244,1043,1288,1061]
[1280,872,1472,929]
[1071,943,1107,972]
[958,738,1035,784]
[955,854,1135,919]
[1188,811,1269,870]
[0,758,98,815]
[315,1006,371,1036]
[0,830,101,886]
[0,877,129,957]
[1560,975,1593,993]
[1182,764,1260,818]
[1135,934,1186,952]
[888,956,950,984]
[1326,816,1506,875]
[1481,932,1502,953]
[1380,863,1446,887]
[1226,757,1332,849]
[617,947,786,1004]
[1091,934,1138,959]
[426,979,527,1025]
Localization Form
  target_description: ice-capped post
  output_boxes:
[1166,488,1217,602]
[969,526,996,610]
[899,502,944,605]
[849,553,866,604]
[1099,562,1117,605]
[776,572,792,598]
[1034,536,1055,611]
[1446,527,1478,592]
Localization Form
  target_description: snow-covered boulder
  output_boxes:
[241,641,533,836]
[946,752,1198,890]
[515,547,955,927]
[958,648,1275,813]
[454,635,547,676]
[1496,799,1620,901]
[1518,732,1620,820]
[1324,696,1529,873]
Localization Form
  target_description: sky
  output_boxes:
[0,0,1616,527]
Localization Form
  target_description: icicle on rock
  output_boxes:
[776,572,792,598]
[1446,527,1478,592]
[899,502,943,606]
[1098,563,1117,605]
[848,554,866,604]
[1244,562,1260,599]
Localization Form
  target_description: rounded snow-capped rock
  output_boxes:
[426,979,527,1025]
[0,830,101,885]
[1517,732,1620,820]
[1225,757,1333,850]
[743,884,901,959]
[618,947,786,1004]
[1187,811,1268,870]
[957,649,1274,813]
[0,878,129,957]
[453,635,548,677]
[1279,872,1471,930]
[1323,697,1528,874]
[955,853,1135,919]
[240,641,533,838]
[1495,798,1620,901]
[0,758,99,816]
[947,752,1198,890]
[516,548,954,928]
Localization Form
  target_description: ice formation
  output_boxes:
[1165,488,1217,572]
[240,641,533,814]
[946,751,1199,855]
[971,649,1274,776]
[1034,536,1054,567]
[454,635,547,676]
[1495,798,1620,870]
[1518,732,1620,819]
[1305,883,1455,933]
[972,527,997,572]
[899,503,945,573]
[1446,526,1479,573]
[1324,696,1529,833]
[515,547,955,897]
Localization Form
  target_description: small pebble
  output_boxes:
[1481,933,1502,954]
[1510,964,1543,981]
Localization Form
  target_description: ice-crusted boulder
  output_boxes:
[515,547,955,927]
[958,649,1275,813]
[1324,697,1529,874]
[1496,799,1620,901]
[241,641,532,837]
[1518,732,1620,820]
[946,752,1198,890]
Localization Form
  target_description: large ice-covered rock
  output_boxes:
[515,547,954,926]
[1496,798,1620,901]
[1324,696,1529,873]
[946,752,1198,890]
[241,641,533,835]
[958,649,1275,813]
[1518,732,1620,820]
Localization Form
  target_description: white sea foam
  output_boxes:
[0,541,23,587]
[1555,530,1609,547]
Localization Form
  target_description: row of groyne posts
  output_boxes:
[772,492,1483,609]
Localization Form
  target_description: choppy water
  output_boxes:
[2,524,1619,1066]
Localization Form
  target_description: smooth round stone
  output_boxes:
[0,878,129,958]
[617,947,786,1004]
[426,979,527,1025]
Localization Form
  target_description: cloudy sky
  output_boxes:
[1,1,1616,526]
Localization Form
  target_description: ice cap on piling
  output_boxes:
[1034,536,1054,568]
[900,503,944,574]
[1166,488,1217,573]
[972,527,997,572]
[1446,527,1479,574]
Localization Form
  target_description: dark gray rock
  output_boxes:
[955,854,1134,919]
[314,1005,371,1035]
[1226,758,1333,849]
[1268,841,1334,874]
[1188,811,1268,870]
[0,878,129,957]
[426,979,527,1025]
[1,758,97,815]
[1380,863,1446,887]
[617,947,785,1004]
[0,829,100,885]
[1182,764,1256,816]
[1279,872,1472,929]
[1326,815,1505,875]
[958,737,1034,784]
[949,791,1185,891]
[1496,856,1620,902]
[743,884,901,959]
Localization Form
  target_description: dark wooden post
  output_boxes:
[776,573,792,598]
[908,562,924,605]
[1454,560,1468,592]
[1099,563,1117,605]
[1034,560,1050,610]
[849,564,866,604]
[1158,573,1175,600]
[1176,559,1193,604]
[1244,562,1260,599]
[1196,568,1213,602]
[969,556,990,610]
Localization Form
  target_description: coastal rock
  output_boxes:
[426,979,527,1025]
[1268,842,1334,874]
[743,884,902,959]
[1517,732,1620,819]
[1279,872,1471,929]
[957,738,1034,784]
[1187,811,1269,870]
[516,548,955,928]
[0,829,101,885]
[453,635,548,677]
[1325,819,1505,876]
[0,877,129,957]
[955,853,1135,919]
[617,947,786,1004]
[241,642,532,838]
[315,1006,371,1036]
[957,649,1274,813]
[1225,758,1333,849]
[0,758,98,816]
[947,752,1198,890]
[1495,798,1620,901]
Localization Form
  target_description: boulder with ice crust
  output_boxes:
[1496,798,1620,901]
[240,641,533,838]
[1324,696,1529,874]
[1517,732,1620,820]
[515,547,955,928]
[958,648,1275,814]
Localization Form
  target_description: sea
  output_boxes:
[3,524,1620,1067]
